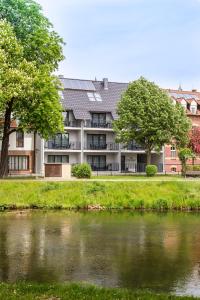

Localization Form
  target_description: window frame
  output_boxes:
[47,155,69,164]
[170,145,177,159]
[16,131,24,148]
[9,156,29,171]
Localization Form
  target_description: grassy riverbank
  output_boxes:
[0,180,200,210]
[0,283,198,300]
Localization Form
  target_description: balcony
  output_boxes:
[45,141,81,150]
[122,163,163,173]
[90,163,120,172]
[85,120,112,129]
[64,120,81,128]
[85,143,119,151]
[121,142,144,151]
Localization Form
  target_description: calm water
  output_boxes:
[0,211,200,296]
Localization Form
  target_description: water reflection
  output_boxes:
[0,211,200,296]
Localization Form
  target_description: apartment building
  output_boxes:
[165,88,200,173]
[43,77,163,174]
[1,78,200,176]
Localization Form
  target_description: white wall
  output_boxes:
[8,132,34,151]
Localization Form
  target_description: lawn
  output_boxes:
[0,180,200,210]
[91,174,183,180]
[0,283,198,300]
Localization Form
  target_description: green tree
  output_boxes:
[114,77,191,164]
[178,148,195,177]
[0,20,64,177]
[0,0,64,70]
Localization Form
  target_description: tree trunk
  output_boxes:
[0,101,13,178]
[146,149,151,165]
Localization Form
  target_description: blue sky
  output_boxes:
[36,0,200,90]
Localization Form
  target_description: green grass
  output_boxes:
[0,283,198,300]
[91,174,182,180]
[0,180,200,210]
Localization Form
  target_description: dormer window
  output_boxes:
[180,99,187,111]
[87,92,102,102]
[190,100,197,114]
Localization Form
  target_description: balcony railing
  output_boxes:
[45,141,81,150]
[64,120,81,127]
[121,143,144,151]
[85,120,112,129]
[85,143,119,151]
[90,163,120,172]
[122,163,163,173]
[89,162,163,173]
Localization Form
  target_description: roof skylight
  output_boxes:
[87,92,102,102]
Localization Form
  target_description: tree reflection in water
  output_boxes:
[0,211,200,296]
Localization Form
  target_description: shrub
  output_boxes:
[146,165,158,177]
[71,163,92,179]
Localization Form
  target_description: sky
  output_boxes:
[36,0,200,90]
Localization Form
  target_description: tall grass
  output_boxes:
[0,181,200,210]
[0,283,197,300]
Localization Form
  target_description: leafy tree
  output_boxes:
[114,77,191,164]
[189,127,200,155]
[0,0,64,70]
[178,148,195,177]
[0,20,64,177]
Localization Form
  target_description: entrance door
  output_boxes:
[137,154,147,172]
[121,156,125,172]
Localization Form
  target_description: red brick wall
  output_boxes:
[165,115,200,173]
[0,150,35,175]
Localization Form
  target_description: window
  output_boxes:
[171,167,177,173]
[87,155,106,171]
[171,145,176,158]
[190,105,197,114]
[92,113,106,126]
[87,134,106,149]
[16,131,24,148]
[87,92,102,102]
[47,133,69,149]
[48,155,69,164]
[9,156,29,171]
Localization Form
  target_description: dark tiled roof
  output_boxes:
[60,78,200,120]
[60,78,128,120]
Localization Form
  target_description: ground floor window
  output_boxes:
[9,156,29,171]
[87,155,106,171]
[47,155,69,164]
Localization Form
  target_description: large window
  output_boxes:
[9,156,29,171]
[16,131,24,148]
[87,155,106,171]
[47,133,69,149]
[87,134,106,149]
[91,113,107,128]
[48,155,69,164]
[171,145,176,158]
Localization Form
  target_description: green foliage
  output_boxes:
[0,0,64,70]
[72,163,92,179]
[178,148,195,176]
[146,165,158,177]
[0,282,196,300]
[114,77,191,160]
[0,180,200,211]
[86,182,106,195]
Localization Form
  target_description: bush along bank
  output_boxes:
[0,181,200,211]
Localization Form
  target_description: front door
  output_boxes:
[121,156,125,172]
[137,154,147,172]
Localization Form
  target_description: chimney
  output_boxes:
[103,78,108,90]
[192,89,197,92]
